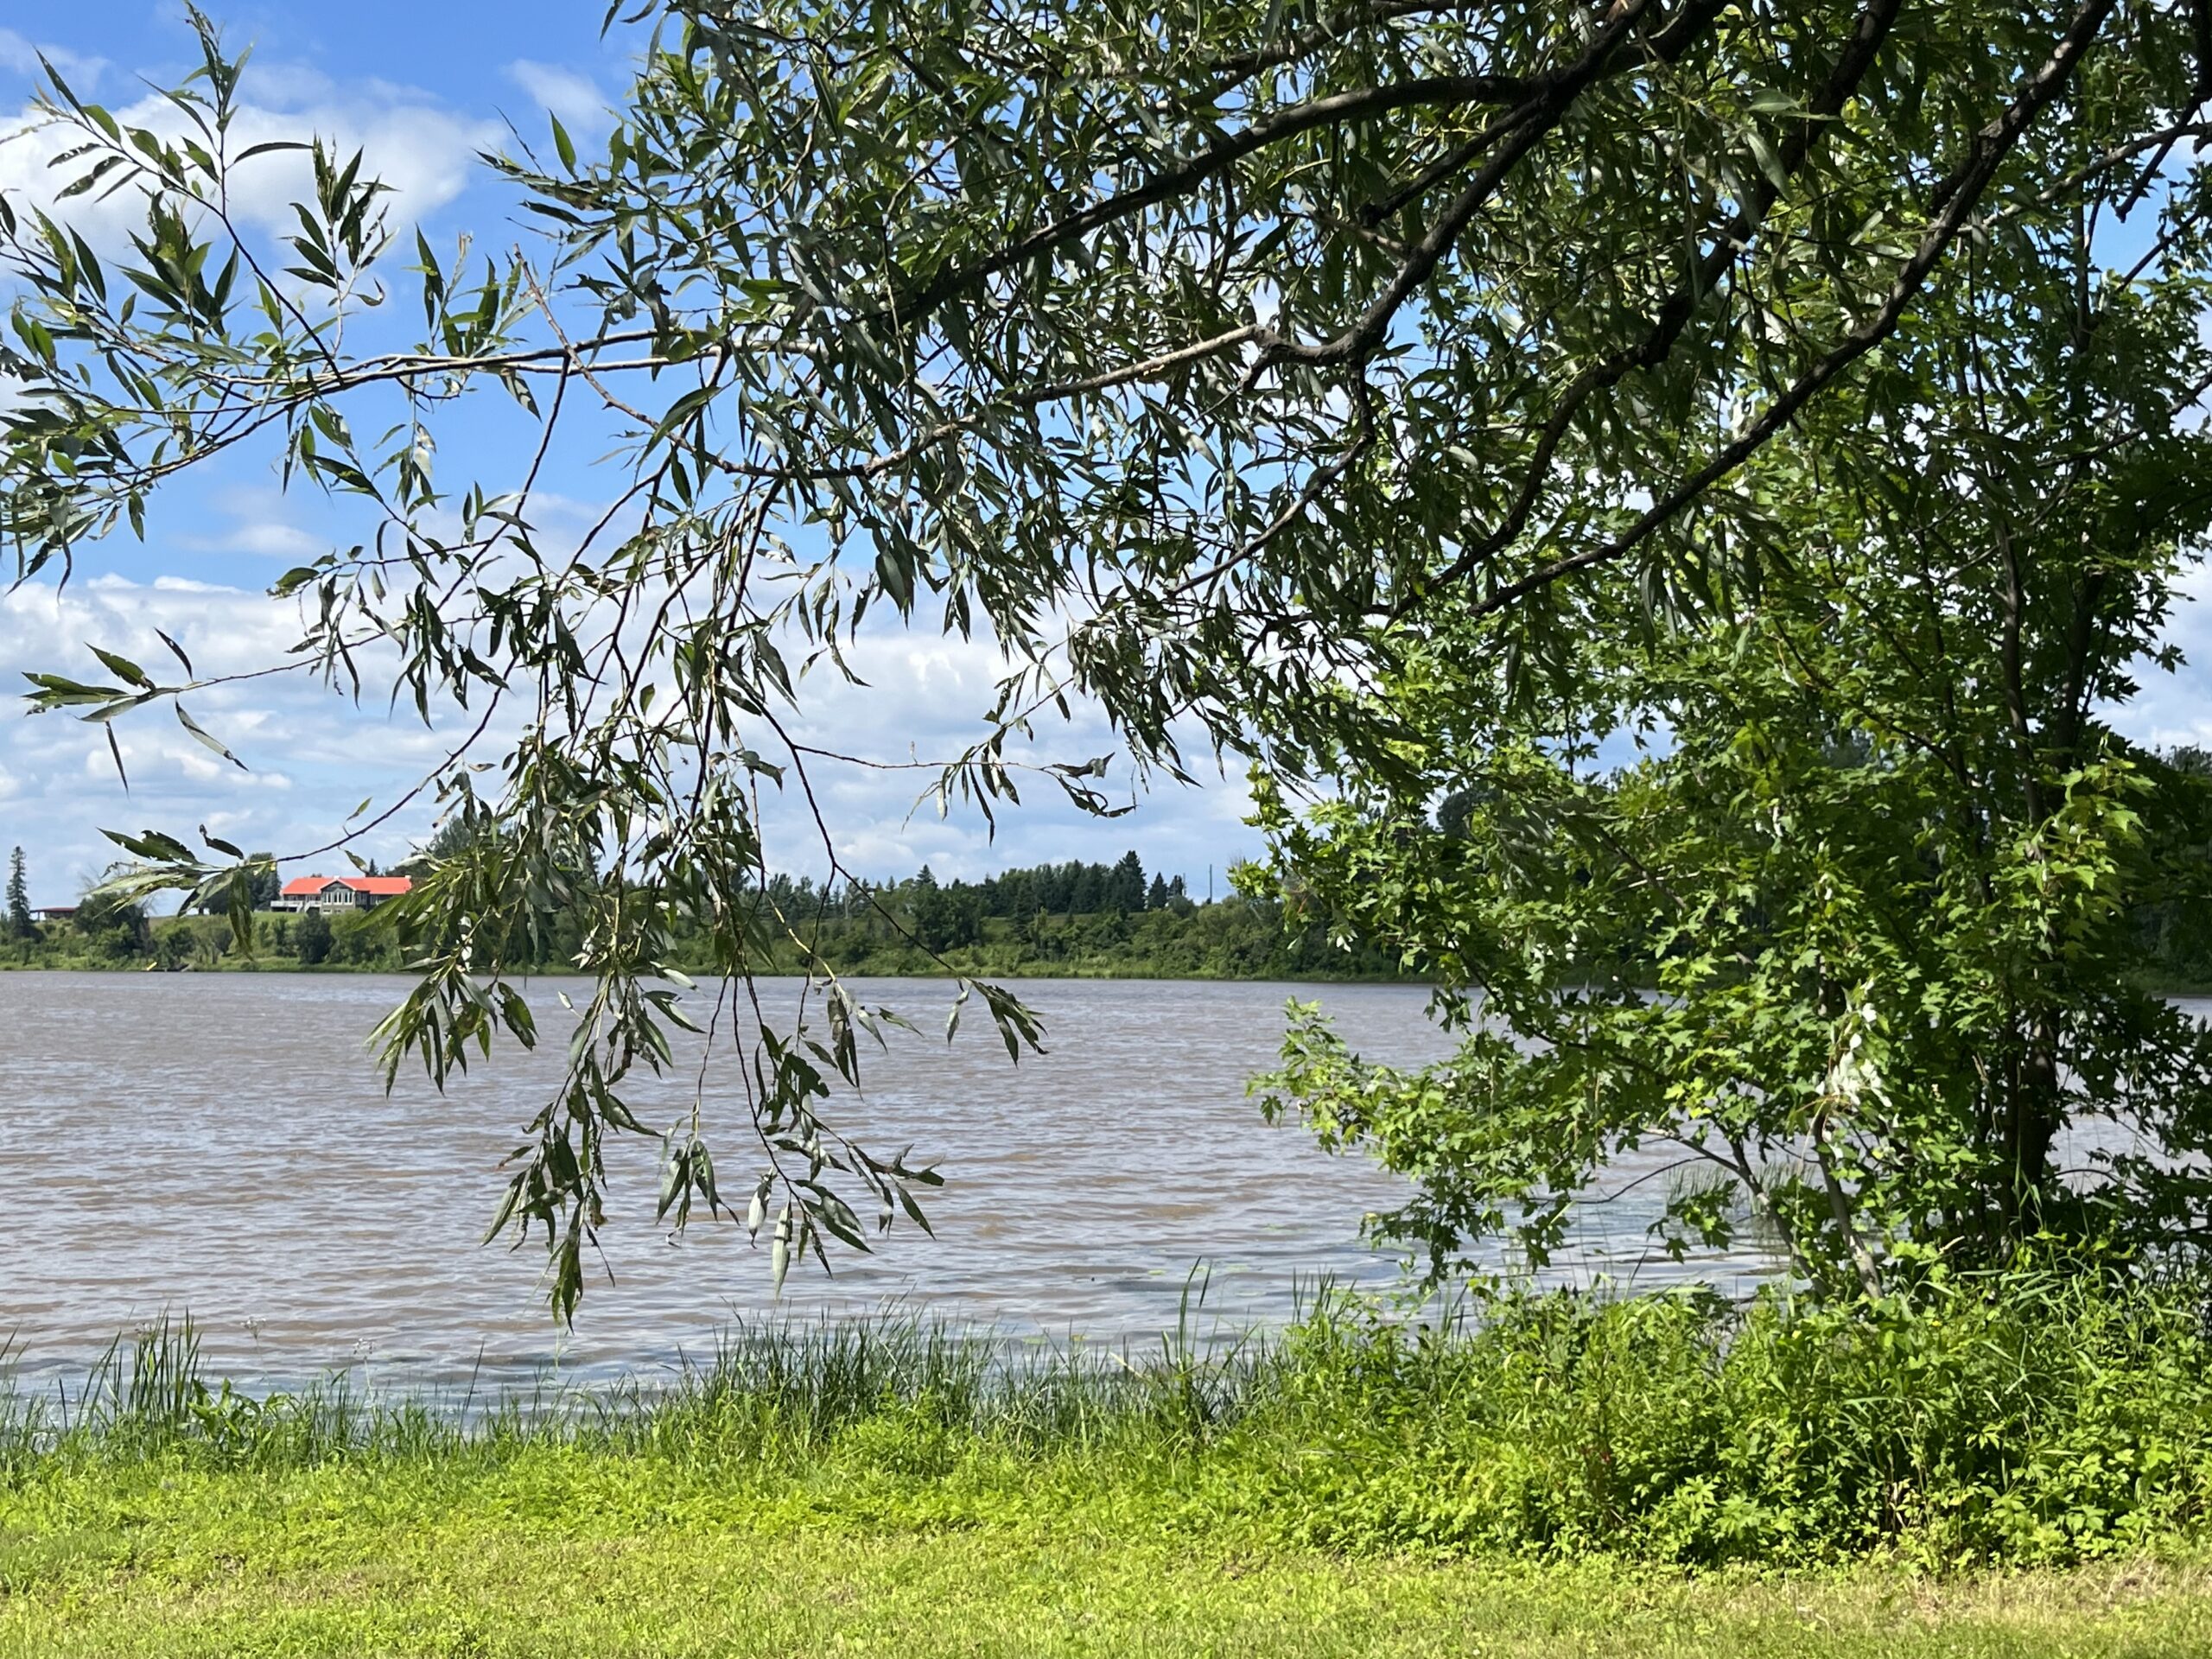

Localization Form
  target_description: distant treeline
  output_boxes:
[741,855,1398,980]
[0,846,1403,982]
[8,823,2209,988]
[761,850,1186,931]
[753,852,1195,952]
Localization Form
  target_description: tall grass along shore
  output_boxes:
[6,1269,2212,1655]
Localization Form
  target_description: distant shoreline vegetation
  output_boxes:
[0,849,1412,982]
[4,836,2209,990]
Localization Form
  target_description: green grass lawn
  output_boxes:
[3,1456,2209,1658]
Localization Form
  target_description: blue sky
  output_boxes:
[2,5,2209,909]
[0,3,1265,906]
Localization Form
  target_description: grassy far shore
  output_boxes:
[0,898,1414,983]
[10,1274,2212,1656]
[10,910,2212,995]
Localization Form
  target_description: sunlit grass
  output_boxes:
[7,1273,2212,1654]
[6,1504,2210,1658]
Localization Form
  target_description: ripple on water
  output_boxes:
[0,971,1794,1391]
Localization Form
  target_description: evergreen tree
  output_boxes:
[4,847,29,938]
[1106,851,1147,914]
[1147,874,1169,911]
[1069,864,1103,914]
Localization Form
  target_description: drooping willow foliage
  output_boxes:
[4,1,2209,1311]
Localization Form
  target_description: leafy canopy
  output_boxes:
[3,0,2207,1311]
[1257,59,2212,1292]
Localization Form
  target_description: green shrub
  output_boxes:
[293,908,332,964]
[1205,1267,2212,1564]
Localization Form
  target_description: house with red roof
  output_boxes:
[271,874,414,913]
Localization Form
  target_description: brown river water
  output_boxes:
[0,972,1891,1391]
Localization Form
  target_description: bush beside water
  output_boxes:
[10,1268,2210,1569]
[1211,1269,2212,1564]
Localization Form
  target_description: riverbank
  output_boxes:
[8,1275,2212,1654]
[0,899,1419,982]
[16,908,2212,995]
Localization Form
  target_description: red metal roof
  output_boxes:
[280,874,413,897]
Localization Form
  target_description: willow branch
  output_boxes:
[1460,0,2120,621]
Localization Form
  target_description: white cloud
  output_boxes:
[507,60,609,135]
[0,79,498,253]
[754,618,1249,888]
[0,29,107,90]
[0,570,1255,911]
[0,575,446,906]
[2111,559,2212,753]
[188,520,327,563]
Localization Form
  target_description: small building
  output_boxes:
[31,906,77,922]
[271,875,413,912]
